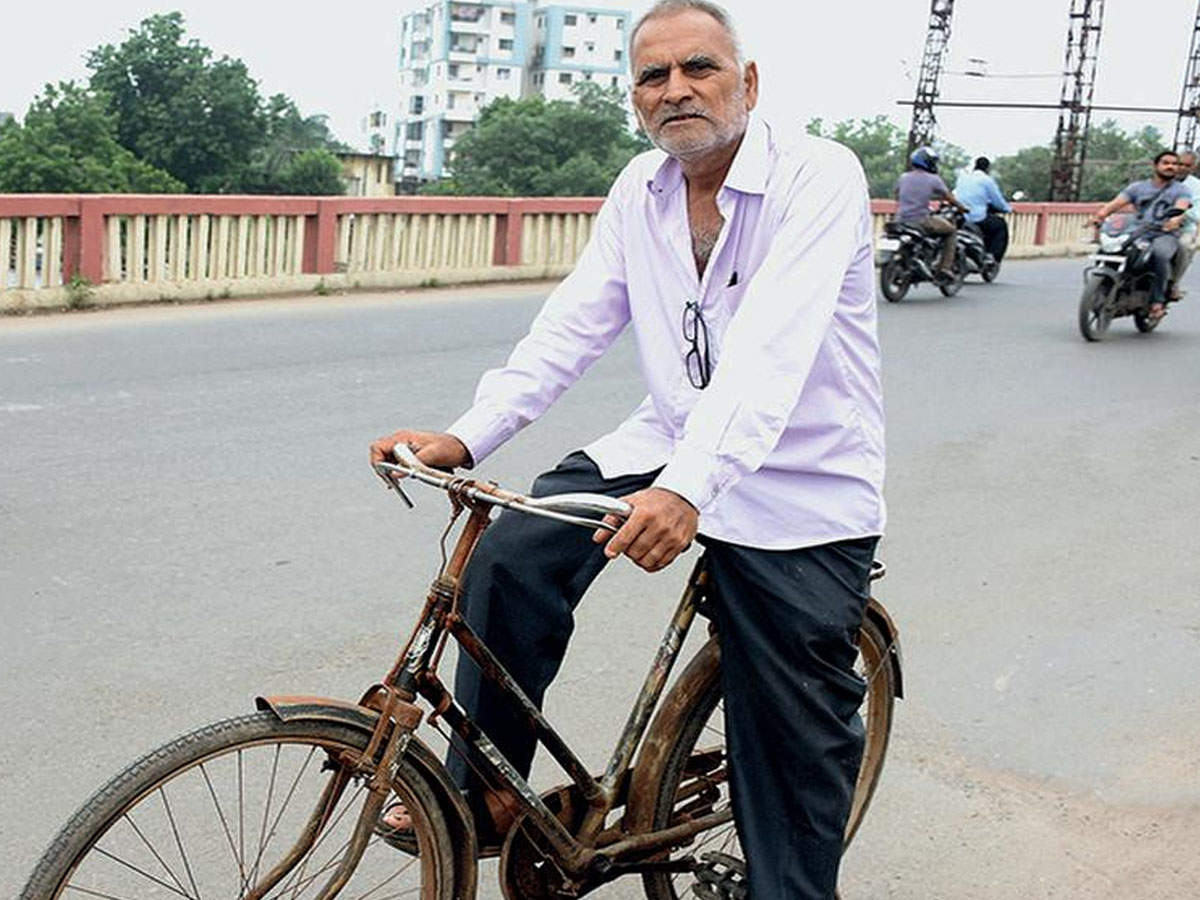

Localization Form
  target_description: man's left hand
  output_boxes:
[592,488,698,573]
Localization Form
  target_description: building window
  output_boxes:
[616,18,624,29]
[499,38,513,50]
[559,72,572,84]
[410,96,424,114]
[584,72,593,81]
[497,67,511,79]
[614,49,623,61]
[501,11,515,24]
[585,41,595,52]
[562,46,575,58]
[611,76,618,88]
[564,14,577,25]
[406,121,423,140]
[589,14,597,23]
[447,93,456,109]
[448,63,459,78]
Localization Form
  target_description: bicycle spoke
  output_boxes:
[238,748,246,873]
[61,884,141,900]
[273,782,368,900]
[249,744,283,885]
[89,846,198,900]
[159,788,203,900]
[199,761,250,891]
[346,852,421,900]
[120,811,191,896]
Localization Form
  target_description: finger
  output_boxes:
[592,514,621,544]
[623,527,665,564]
[605,516,647,559]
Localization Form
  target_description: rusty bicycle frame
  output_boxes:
[243,446,895,898]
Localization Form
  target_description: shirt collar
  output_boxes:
[646,113,770,199]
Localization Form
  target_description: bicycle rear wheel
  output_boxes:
[640,617,896,899]
[21,712,455,900]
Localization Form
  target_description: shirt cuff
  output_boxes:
[445,405,509,468]
[653,444,737,515]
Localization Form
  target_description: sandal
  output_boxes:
[1148,302,1167,321]
[374,794,510,858]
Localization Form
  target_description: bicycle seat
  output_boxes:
[523,493,632,520]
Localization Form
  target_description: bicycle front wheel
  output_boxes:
[640,617,896,899]
[21,712,456,900]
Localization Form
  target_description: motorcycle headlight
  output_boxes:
[1135,239,1151,250]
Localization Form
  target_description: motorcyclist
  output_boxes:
[1092,150,1192,320]
[895,147,968,278]
[954,156,1012,263]
[1170,148,1200,299]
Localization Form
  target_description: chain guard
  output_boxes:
[499,783,600,900]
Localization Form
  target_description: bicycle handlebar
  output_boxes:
[374,444,632,533]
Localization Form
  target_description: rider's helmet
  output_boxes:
[910,146,940,173]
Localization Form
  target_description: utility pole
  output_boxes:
[906,0,956,157]
[1050,0,1105,201]
[1174,1,1200,152]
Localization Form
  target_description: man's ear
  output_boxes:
[742,61,759,111]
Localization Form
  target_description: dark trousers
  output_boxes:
[447,451,878,899]
[1149,233,1180,303]
[978,213,1009,263]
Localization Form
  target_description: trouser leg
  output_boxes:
[1149,234,1179,303]
[703,536,878,900]
[445,452,659,812]
[919,217,956,271]
[981,214,1009,262]
[1170,239,1194,293]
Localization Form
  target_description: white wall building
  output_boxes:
[394,0,632,190]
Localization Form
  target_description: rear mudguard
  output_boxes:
[255,694,477,899]
[623,598,904,834]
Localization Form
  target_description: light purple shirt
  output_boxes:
[448,115,885,549]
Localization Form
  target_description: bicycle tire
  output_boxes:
[639,617,896,899]
[20,712,456,900]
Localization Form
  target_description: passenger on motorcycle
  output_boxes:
[1172,149,1200,297]
[1092,150,1192,320]
[895,147,968,278]
[954,156,1012,263]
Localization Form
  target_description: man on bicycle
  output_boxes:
[371,2,884,896]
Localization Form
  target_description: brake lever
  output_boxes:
[373,462,415,509]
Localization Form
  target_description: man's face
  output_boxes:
[630,10,758,162]
[1155,154,1179,180]
[1177,153,1196,178]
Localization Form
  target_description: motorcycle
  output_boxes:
[953,211,1001,283]
[876,207,967,302]
[1078,209,1185,341]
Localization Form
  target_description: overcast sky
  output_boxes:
[2,0,1197,158]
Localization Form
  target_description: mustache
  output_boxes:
[654,106,709,127]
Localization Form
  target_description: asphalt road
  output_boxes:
[2,258,1199,898]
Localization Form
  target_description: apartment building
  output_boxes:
[393,0,632,190]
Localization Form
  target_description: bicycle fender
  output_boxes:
[255,694,478,899]
[623,638,722,835]
[865,597,904,699]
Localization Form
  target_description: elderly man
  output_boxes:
[371,1,884,896]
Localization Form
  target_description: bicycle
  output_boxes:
[21,445,903,900]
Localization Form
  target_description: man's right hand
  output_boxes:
[369,430,473,470]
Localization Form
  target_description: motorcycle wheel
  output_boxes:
[938,257,967,297]
[1133,309,1161,333]
[1078,277,1115,341]
[981,258,1000,282]
[880,257,911,303]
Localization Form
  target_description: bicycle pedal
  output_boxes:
[691,851,748,899]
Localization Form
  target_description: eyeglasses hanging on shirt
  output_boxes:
[682,300,711,389]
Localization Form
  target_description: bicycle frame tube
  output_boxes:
[379,495,713,872]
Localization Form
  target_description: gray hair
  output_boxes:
[629,0,744,64]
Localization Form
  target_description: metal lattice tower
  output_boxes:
[906,0,956,157]
[1174,2,1200,151]
[1050,0,1105,201]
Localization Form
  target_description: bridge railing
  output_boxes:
[2,195,1094,310]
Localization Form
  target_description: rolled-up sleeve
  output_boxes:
[446,188,631,465]
[654,146,868,511]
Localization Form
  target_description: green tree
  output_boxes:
[232,94,349,193]
[274,149,345,195]
[805,116,968,198]
[87,12,262,191]
[421,82,649,196]
[0,82,182,193]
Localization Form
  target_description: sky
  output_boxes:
[1,0,1198,158]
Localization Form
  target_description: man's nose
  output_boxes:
[661,66,694,105]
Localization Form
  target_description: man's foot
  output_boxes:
[375,792,512,858]
[1168,287,1186,301]
[1148,302,1167,321]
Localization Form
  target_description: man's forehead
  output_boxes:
[631,11,738,67]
